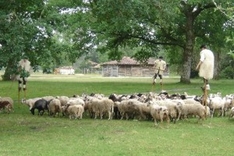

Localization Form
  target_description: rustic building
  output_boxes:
[101,56,168,77]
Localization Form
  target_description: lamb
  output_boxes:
[0,97,14,113]
[48,98,61,117]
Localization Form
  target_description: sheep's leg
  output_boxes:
[154,118,158,126]
[94,112,98,119]
[108,111,112,120]
[120,112,124,120]
[100,111,103,119]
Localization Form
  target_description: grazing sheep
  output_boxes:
[229,107,234,119]
[223,96,233,116]
[30,99,51,115]
[64,104,84,119]
[48,99,61,117]
[176,102,206,121]
[156,99,180,123]
[21,98,41,110]
[85,96,114,120]
[75,104,84,119]
[0,97,14,113]
[109,93,124,119]
[208,97,225,117]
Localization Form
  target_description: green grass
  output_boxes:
[0,73,234,156]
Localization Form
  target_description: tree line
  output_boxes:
[0,0,233,81]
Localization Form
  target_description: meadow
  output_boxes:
[0,73,234,156]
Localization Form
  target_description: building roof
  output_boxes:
[102,56,155,66]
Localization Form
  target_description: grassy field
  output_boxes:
[0,73,234,156]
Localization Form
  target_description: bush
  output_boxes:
[220,66,234,79]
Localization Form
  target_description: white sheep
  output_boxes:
[48,98,62,117]
[85,96,114,120]
[117,99,146,120]
[21,98,41,110]
[176,102,206,121]
[208,97,225,118]
[229,107,234,119]
[56,96,70,106]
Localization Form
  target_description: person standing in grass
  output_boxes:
[152,56,166,87]
[16,56,31,99]
[196,44,214,90]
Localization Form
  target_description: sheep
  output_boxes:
[0,97,14,114]
[155,99,180,123]
[21,98,41,110]
[223,96,234,116]
[0,97,14,113]
[30,99,51,115]
[176,102,206,121]
[75,104,84,119]
[116,99,147,120]
[56,96,70,106]
[48,98,61,117]
[66,97,85,106]
[64,104,84,119]
[149,104,170,126]
[42,96,54,101]
[208,97,225,117]
[108,93,127,119]
[85,97,114,120]
[229,107,234,119]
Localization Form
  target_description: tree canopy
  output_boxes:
[0,0,233,82]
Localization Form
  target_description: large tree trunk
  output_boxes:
[180,13,195,84]
[2,59,17,81]
[213,49,221,80]
[180,47,193,84]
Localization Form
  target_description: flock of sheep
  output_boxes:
[0,91,234,126]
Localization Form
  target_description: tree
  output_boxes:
[0,0,77,80]
[72,0,232,83]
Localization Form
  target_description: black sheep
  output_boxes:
[30,99,51,115]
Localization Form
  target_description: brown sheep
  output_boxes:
[0,97,14,113]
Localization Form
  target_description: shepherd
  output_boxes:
[152,56,167,90]
[16,56,31,101]
[196,45,214,105]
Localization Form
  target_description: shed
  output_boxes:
[101,56,168,77]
